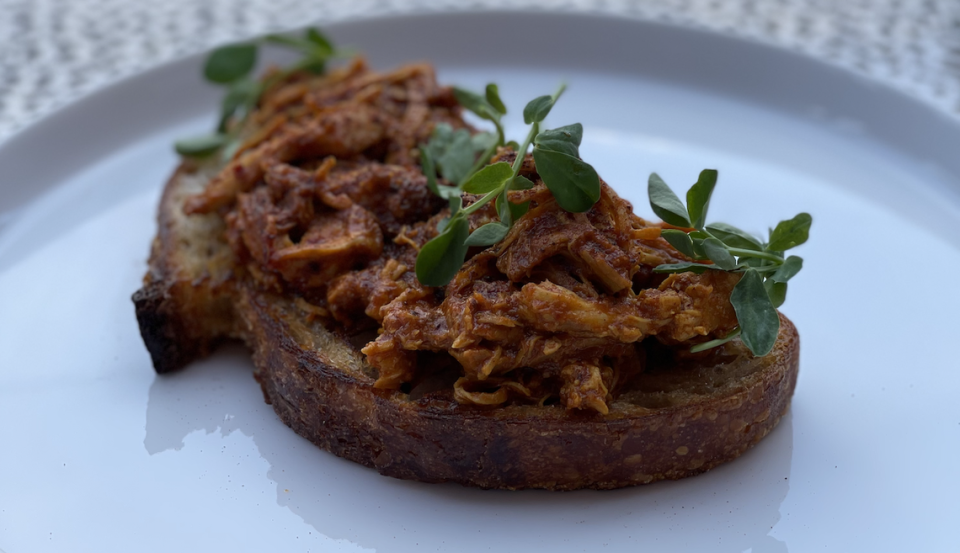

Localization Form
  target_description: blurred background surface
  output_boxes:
[1,0,960,143]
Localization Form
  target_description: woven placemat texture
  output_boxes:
[1,0,959,143]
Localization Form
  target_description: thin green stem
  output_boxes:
[728,248,783,263]
[690,327,742,353]
[460,188,501,216]
[511,122,539,175]
[462,140,501,186]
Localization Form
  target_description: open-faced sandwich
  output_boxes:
[133,29,810,490]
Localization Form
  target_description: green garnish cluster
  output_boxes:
[414,84,601,287]
[174,28,341,160]
[648,171,811,356]
[177,31,812,358]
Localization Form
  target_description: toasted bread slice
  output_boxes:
[133,162,799,490]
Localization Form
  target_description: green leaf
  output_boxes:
[453,87,499,121]
[175,133,228,157]
[219,78,261,131]
[509,200,530,220]
[420,147,440,196]
[462,162,513,194]
[690,237,707,260]
[652,262,717,274]
[661,229,696,258]
[509,175,536,190]
[534,123,582,158]
[523,93,559,124]
[424,124,484,186]
[436,130,476,185]
[449,194,463,216]
[421,148,459,200]
[415,216,470,287]
[533,149,600,213]
[464,222,510,247]
[471,131,498,152]
[764,280,788,308]
[701,238,737,270]
[706,222,762,251]
[730,269,780,356]
[204,43,258,83]
[485,83,507,115]
[771,255,803,283]
[648,173,692,227]
[686,169,717,230]
[506,140,521,152]
[424,123,454,156]
[305,28,334,55]
[767,213,812,252]
[494,191,530,226]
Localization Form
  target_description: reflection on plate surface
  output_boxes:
[144,347,793,552]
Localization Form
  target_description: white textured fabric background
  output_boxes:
[1,0,960,144]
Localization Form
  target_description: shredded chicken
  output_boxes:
[196,60,740,415]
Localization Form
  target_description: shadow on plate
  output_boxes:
[145,346,792,552]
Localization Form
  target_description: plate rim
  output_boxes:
[3,9,960,222]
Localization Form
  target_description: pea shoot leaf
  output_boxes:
[652,262,717,275]
[415,216,470,287]
[464,222,511,246]
[532,149,600,213]
[306,28,335,55]
[449,194,463,216]
[767,212,812,251]
[509,199,530,220]
[701,238,737,270]
[454,87,502,122]
[485,83,507,114]
[205,43,258,83]
[686,169,717,230]
[462,162,513,194]
[175,133,228,157]
[523,95,555,124]
[424,125,475,185]
[219,79,261,131]
[436,131,477,185]
[764,280,788,308]
[509,175,536,190]
[648,173,692,227]
[661,229,696,259]
[471,131,498,152]
[420,147,440,196]
[534,124,583,158]
[706,222,762,251]
[731,269,780,356]
[771,255,803,283]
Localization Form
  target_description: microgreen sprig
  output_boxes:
[414,84,602,287]
[647,171,812,356]
[174,28,341,160]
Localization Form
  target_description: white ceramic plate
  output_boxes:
[2,11,959,552]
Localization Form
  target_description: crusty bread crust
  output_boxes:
[134,164,799,490]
